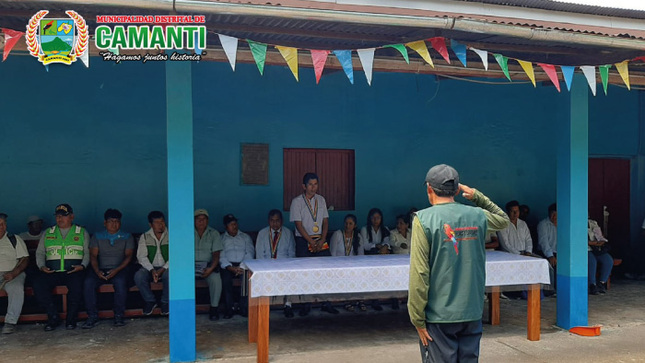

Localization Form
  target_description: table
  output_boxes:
[244,251,550,363]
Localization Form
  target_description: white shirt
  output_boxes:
[360,226,391,251]
[289,194,329,237]
[255,226,295,259]
[497,219,533,255]
[329,229,364,256]
[389,229,411,255]
[538,218,557,258]
[220,231,255,268]
[0,233,28,272]
[137,228,169,270]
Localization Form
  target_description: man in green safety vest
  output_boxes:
[34,203,90,331]
[134,211,169,316]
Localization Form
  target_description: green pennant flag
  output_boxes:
[385,44,409,64]
[494,54,511,81]
[599,64,611,95]
[248,40,267,75]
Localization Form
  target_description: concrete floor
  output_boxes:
[2,279,645,362]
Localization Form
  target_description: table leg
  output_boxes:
[257,296,270,363]
[488,286,500,325]
[527,284,540,341]
[248,279,258,343]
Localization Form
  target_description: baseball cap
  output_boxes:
[194,209,209,218]
[54,204,73,216]
[223,214,237,226]
[425,164,460,193]
[28,215,42,223]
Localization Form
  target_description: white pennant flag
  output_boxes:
[580,66,597,96]
[470,47,488,70]
[218,34,238,71]
[357,48,375,86]
[80,49,89,68]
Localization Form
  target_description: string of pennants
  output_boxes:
[1,26,640,95]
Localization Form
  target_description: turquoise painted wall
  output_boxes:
[0,57,642,237]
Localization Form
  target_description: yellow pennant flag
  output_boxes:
[517,60,536,87]
[405,40,434,68]
[615,60,630,90]
[276,46,299,82]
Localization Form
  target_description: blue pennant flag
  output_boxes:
[561,66,575,91]
[450,40,467,67]
[333,50,354,84]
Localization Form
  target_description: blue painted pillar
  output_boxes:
[166,60,196,362]
[556,74,589,329]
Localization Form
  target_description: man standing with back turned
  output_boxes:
[408,164,509,362]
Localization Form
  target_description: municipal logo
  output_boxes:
[26,10,88,65]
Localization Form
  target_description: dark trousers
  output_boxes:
[295,237,331,257]
[33,270,85,324]
[420,320,482,363]
[221,264,247,314]
[84,269,128,318]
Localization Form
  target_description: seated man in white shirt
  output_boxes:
[538,203,558,291]
[19,215,44,242]
[497,200,534,256]
[0,213,29,334]
[255,209,296,317]
[134,211,170,316]
[220,214,255,319]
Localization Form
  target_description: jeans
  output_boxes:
[134,267,169,304]
[84,269,128,317]
[588,251,613,285]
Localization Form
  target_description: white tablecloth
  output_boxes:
[243,251,550,298]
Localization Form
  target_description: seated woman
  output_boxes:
[330,214,368,312]
[389,214,411,255]
[588,218,613,295]
[360,208,391,255]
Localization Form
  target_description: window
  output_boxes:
[283,148,355,211]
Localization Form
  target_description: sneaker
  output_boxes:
[209,307,220,321]
[2,323,16,334]
[143,302,157,316]
[160,303,169,316]
[82,317,99,329]
[114,316,125,327]
[598,282,607,294]
[283,306,294,318]
[44,319,60,332]
[65,322,77,330]
[589,284,599,295]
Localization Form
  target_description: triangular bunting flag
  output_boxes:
[429,37,450,64]
[561,66,575,91]
[276,46,299,82]
[1,28,24,62]
[80,49,89,68]
[405,40,433,68]
[44,64,49,72]
[517,60,536,87]
[385,44,409,64]
[248,40,267,75]
[218,34,238,71]
[494,54,511,81]
[537,63,560,92]
[310,49,330,84]
[357,48,375,86]
[615,60,630,90]
[450,40,467,67]
[471,47,488,70]
[333,50,354,84]
[599,64,610,95]
[580,66,597,96]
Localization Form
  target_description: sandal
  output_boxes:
[344,304,355,312]
[358,301,367,312]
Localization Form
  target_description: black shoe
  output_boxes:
[372,302,383,311]
[114,316,125,327]
[598,282,607,294]
[160,304,169,316]
[82,317,99,329]
[66,322,77,330]
[298,304,311,317]
[589,284,599,295]
[321,303,339,315]
[143,302,157,316]
[284,306,294,318]
[44,319,60,332]
[209,307,220,321]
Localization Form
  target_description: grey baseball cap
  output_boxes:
[425,164,459,192]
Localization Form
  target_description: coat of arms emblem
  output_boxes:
[26,10,88,65]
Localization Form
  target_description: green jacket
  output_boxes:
[408,190,509,327]
[44,225,86,271]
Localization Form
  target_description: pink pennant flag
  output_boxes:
[537,63,561,92]
[429,37,450,64]
[310,50,330,84]
[2,28,25,61]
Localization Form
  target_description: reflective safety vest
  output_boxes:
[143,233,168,264]
[44,225,85,272]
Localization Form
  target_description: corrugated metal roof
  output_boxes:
[460,0,645,19]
